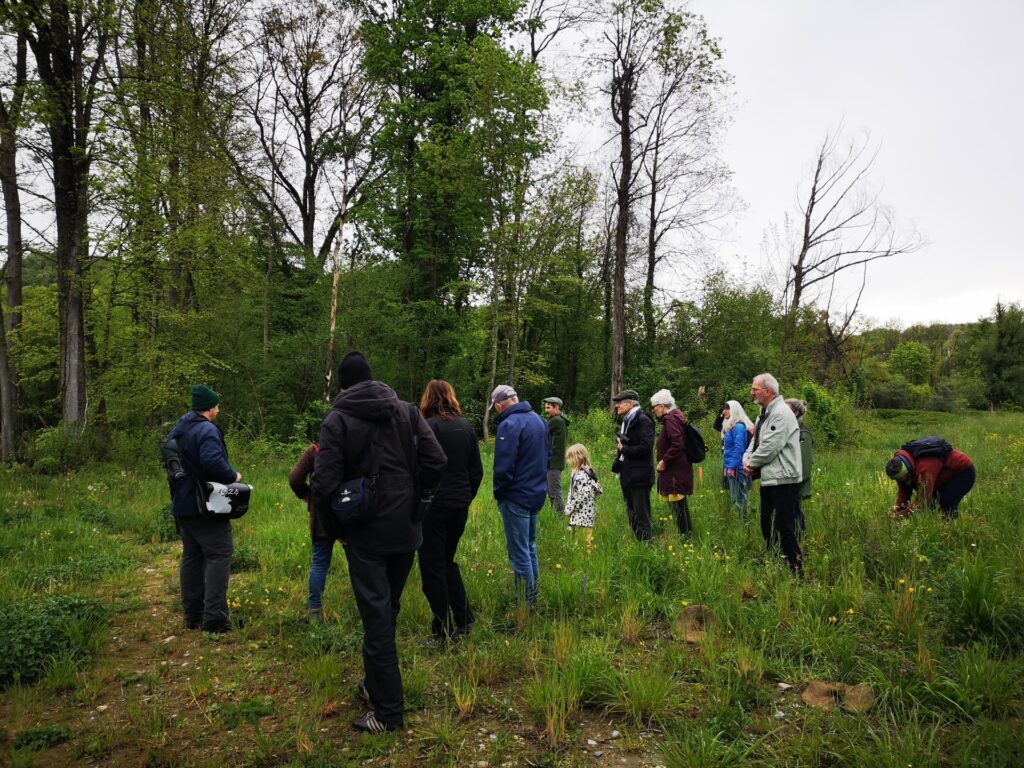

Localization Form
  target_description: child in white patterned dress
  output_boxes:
[564,443,602,550]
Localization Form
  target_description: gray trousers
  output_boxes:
[178,515,233,630]
[546,469,564,514]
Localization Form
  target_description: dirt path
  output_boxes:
[3,548,669,767]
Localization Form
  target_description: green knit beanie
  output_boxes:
[191,384,220,411]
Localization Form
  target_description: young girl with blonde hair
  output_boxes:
[564,443,602,549]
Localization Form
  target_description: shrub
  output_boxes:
[798,380,855,445]
[13,723,73,750]
[0,595,109,687]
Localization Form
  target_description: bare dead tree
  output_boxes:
[783,128,924,353]
[596,0,725,403]
[638,25,730,351]
[244,0,380,268]
[524,0,593,64]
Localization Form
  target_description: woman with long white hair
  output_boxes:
[722,399,755,515]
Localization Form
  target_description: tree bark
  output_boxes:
[611,69,633,407]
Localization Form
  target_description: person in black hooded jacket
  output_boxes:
[312,352,446,734]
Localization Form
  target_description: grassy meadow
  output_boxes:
[1,408,1022,767]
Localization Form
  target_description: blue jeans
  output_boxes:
[497,500,539,605]
[309,536,338,610]
[726,468,750,512]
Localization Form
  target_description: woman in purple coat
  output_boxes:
[651,389,694,537]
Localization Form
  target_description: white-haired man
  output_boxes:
[743,373,803,574]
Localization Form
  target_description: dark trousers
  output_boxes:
[418,504,473,638]
[621,483,653,541]
[759,483,803,574]
[670,498,692,536]
[344,545,414,727]
[178,515,233,630]
[936,464,976,518]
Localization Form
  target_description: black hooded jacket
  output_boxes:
[312,380,447,554]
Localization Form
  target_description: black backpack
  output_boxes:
[900,436,953,462]
[683,421,707,463]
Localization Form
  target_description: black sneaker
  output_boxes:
[185,618,202,630]
[352,711,398,734]
[419,634,448,649]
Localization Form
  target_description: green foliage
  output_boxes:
[0,595,109,687]
[889,341,932,384]
[13,723,73,751]
[980,302,1024,407]
[218,697,277,729]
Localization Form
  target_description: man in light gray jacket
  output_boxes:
[743,373,803,574]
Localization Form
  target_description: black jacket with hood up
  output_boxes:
[312,380,447,554]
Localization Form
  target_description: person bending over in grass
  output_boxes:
[886,439,975,520]
[288,442,341,624]
[564,443,602,551]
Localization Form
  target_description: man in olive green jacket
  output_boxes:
[743,374,803,574]
[543,397,569,515]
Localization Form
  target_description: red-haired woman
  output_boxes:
[418,380,483,646]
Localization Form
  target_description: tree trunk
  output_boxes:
[611,77,632,407]
[324,239,343,403]
[0,300,14,460]
[643,149,658,352]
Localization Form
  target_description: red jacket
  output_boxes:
[656,408,694,496]
[893,448,973,507]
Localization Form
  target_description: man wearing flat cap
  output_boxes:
[543,396,569,515]
[166,384,243,633]
[612,389,655,542]
[491,384,550,606]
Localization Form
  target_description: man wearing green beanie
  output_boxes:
[165,384,243,632]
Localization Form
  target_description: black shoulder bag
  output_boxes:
[329,419,383,529]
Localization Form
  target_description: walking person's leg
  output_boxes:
[444,505,473,633]
[547,469,565,515]
[630,486,653,541]
[178,519,205,628]
[498,501,537,605]
[936,465,976,519]
[772,483,803,574]
[418,507,452,638]
[672,497,692,536]
[192,517,233,632]
[759,484,774,552]
[345,545,409,730]
[308,536,335,614]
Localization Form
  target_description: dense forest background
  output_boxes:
[0,0,1022,468]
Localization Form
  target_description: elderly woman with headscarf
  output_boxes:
[721,399,755,515]
[650,389,694,537]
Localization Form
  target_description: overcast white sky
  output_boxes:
[690,0,1024,327]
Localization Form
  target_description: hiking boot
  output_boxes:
[419,634,448,649]
[306,607,324,624]
[203,616,246,634]
[352,711,398,734]
[185,618,202,631]
[452,622,474,641]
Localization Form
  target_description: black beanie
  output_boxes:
[338,351,372,389]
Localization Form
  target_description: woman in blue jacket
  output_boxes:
[722,399,755,515]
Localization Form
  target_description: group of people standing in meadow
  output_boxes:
[164,355,977,736]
